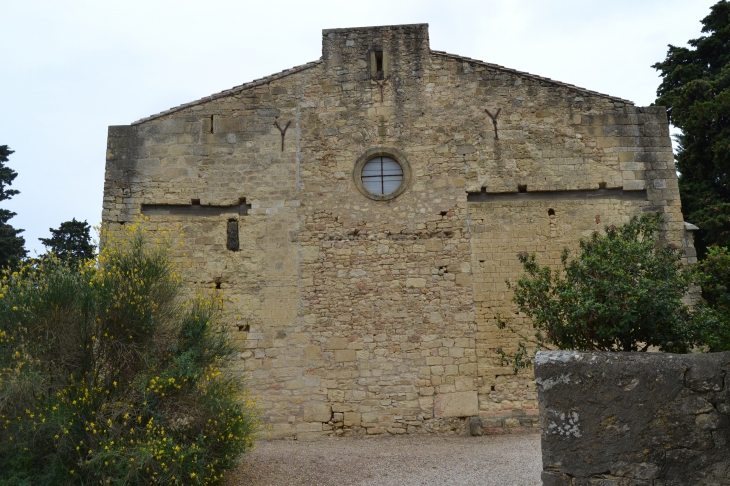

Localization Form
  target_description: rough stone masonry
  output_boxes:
[102,24,697,439]
[536,351,730,485]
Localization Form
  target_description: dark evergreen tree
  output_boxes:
[39,218,96,262]
[653,1,730,256]
[0,146,27,267]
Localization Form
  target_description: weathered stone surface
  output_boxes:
[102,23,693,439]
[536,351,730,484]
[303,403,332,423]
[434,391,478,417]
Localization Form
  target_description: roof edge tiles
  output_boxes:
[131,60,323,125]
[430,50,634,105]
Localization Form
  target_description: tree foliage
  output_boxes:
[0,221,257,485]
[39,218,96,263]
[0,146,26,268]
[692,245,730,351]
[500,214,700,371]
[653,0,730,255]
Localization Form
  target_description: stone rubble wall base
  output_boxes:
[263,413,540,441]
[535,350,730,485]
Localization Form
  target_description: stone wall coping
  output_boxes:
[322,23,428,34]
[430,50,634,105]
[131,60,323,126]
[131,45,635,127]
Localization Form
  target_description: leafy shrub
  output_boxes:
[499,213,702,370]
[693,245,730,351]
[0,221,257,485]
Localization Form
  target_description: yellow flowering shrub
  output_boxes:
[0,220,258,485]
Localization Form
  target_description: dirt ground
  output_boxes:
[224,432,542,486]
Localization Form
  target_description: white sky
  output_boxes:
[1,0,716,253]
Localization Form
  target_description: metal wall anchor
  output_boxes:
[485,108,502,140]
[273,120,291,151]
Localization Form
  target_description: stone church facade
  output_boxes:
[102,24,694,439]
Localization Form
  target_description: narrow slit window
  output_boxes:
[375,51,383,75]
[361,156,403,196]
[227,219,239,251]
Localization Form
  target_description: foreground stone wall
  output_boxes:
[536,351,730,485]
[102,23,694,438]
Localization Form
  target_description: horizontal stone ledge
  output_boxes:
[141,202,250,216]
[467,188,647,203]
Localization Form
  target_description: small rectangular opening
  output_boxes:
[374,51,383,74]
[210,115,215,134]
[599,182,607,189]
[227,219,239,251]
[518,185,527,193]
[237,323,250,332]
[191,199,201,205]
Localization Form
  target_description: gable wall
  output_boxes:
[102,24,690,438]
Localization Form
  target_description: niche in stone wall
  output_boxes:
[548,208,557,238]
[227,219,239,251]
[370,47,389,79]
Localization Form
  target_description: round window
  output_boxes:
[353,148,411,201]
[361,156,403,196]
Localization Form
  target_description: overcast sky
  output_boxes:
[1,0,716,253]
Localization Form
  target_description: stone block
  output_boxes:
[334,350,357,362]
[623,180,645,191]
[326,337,349,350]
[361,411,379,424]
[327,389,345,402]
[454,375,474,391]
[343,411,361,426]
[303,345,322,359]
[454,273,471,286]
[504,418,520,428]
[405,278,426,288]
[303,403,332,423]
[433,391,478,418]
[425,239,443,251]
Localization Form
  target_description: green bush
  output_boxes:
[499,213,703,371]
[693,246,730,351]
[0,221,257,485]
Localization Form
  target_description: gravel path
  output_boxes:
[226,433,542,486]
